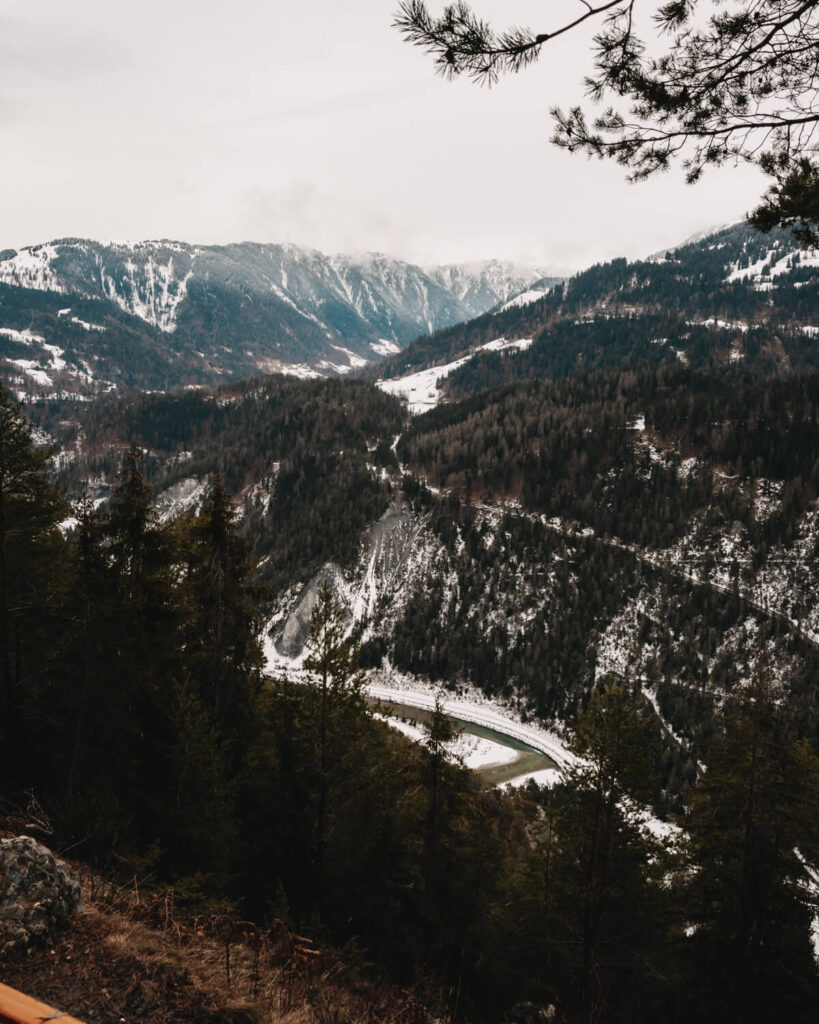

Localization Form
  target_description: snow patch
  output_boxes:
[500,288,549,311]
[0,327,45,345]
[370,338,401,356]
[70,316,106,332]
[331,344,369,368]
[155,477,209,523]
[377,354,472,413]
[267,361,323,380]
[376,338,533,413]
[480,336,533,353]
[9,360,53,387]
[0,245,64,293]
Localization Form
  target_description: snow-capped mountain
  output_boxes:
[0,238,552,399]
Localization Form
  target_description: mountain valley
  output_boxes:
[5,220,819,1023]
[0,238,554,400]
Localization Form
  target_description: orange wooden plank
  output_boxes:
[0,981,85,1024]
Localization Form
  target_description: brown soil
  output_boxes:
[0,873,430,1024]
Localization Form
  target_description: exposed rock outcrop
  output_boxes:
[276,563,350,657]
[0,836,82,957]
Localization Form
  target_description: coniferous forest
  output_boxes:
[4,0,819,1017]
[3,343,819,1022]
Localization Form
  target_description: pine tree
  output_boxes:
[303,579,365,886]
[549,681,671,1023]
[420,693,457,960]
[180,473,263,746]
[103,442,179,851]
[682,668,819,1022]
[0,385,66,782]
[63,492,110,812]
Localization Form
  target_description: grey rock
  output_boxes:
[0,836,82,958]
[276,564,350,658]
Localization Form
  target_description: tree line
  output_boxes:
[2,380,819,1021]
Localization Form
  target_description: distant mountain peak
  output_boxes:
[0,237,548,400]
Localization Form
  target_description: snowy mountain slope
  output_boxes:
[376,337,532,413]
[373,223,819,393]
[0,239,547,400]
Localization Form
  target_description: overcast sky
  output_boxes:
[1,0,768,270]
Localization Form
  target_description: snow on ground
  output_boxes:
[452,730,519,770]
[0,327,46,345]
[9,360,53,387]
[317,360,352,375]
[41,342,66,372]
[155,477,209,523]
[377,354,473,412]
[267,361,323,380]
[0,245,64,293]
[70,316,106,332]
[795,850,819,963]
[503,767,562,789]
[0,331,101,392]
[377,338,533,413]
[688,317,751,333]
[370,339,401,356]
[58,496,106,537]
[726,247,819,286]
[331,344,369,368]
[753,478,783,521]
[366,674,575,770]
[481,337,533,353]
[728,339,745,362]
[375,713,519,771]
[677,456,698,479]
[101,254,193,333]
[500,289,549,311]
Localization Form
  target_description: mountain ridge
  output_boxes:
[0,237,554,400]
[373,222,819,407]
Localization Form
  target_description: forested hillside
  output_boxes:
[0,239,552,400]
[374,224,819,399]
[26,361,819,799]
[5,379,819,1024]
[5,220,819,1022]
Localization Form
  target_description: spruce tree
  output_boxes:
[682,668,819,1022]
[549,682,671,1023]
[303,579,365,887]
[0,385,66,783]
[180,473,263,747]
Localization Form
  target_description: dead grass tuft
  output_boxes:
[0,867,433,1024]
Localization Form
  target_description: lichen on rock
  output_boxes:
[0,835,82,958]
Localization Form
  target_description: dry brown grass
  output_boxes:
[1,866,433,1024]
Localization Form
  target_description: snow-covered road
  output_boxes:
[366,683,575,770]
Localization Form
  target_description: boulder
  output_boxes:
[0,836,82,957]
